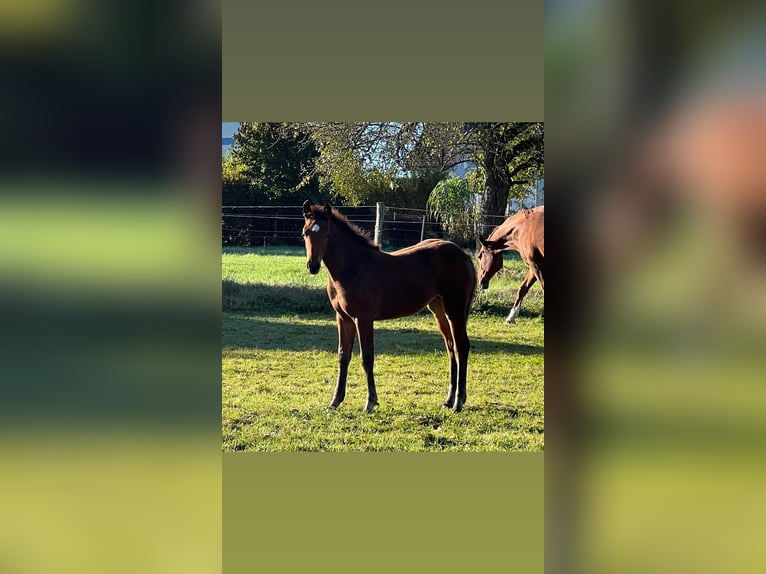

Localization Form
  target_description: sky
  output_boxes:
[222,122,238,138]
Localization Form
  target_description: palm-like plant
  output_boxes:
[426,175,481,243]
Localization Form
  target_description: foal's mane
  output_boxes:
[312,205,379,250]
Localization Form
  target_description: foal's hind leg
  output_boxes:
[445,302,471,413]
[427,297,458,409]
[355,317,379,414]
[506,269,537,324]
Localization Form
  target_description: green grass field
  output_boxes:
[222,245,544,451]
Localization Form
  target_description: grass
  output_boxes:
[222,245,544,451]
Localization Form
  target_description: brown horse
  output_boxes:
[477,206,544,324]
[301,201,476,413]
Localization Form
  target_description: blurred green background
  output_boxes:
[1,0,221,571]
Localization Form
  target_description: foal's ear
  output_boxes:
[480,235,505,252]
[324,203,332,218]
[488,239,507,251]
[302,200,311,217]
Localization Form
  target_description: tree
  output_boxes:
[222,150,247,185]
[231,122,323,204]
[303,122,543,216]
[305,123,468,206]
[221,149,251,205]
[385,169,447,209]
[470,122,545,218]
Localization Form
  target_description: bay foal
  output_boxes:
[302,202,476,413]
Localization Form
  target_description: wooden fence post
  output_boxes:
[374,202,384,246]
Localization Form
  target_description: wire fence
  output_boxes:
[221,203,533,250]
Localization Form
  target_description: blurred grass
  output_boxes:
[0,192,216,296]
[0,435,220,574]
[0,188,221,574]
[546,2,766,571]
[580,450,766,574]
[575,217,766,573]
[0,191,221,425]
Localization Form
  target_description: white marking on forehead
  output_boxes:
[311,223,320,232]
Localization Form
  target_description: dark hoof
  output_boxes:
[363,401,379,414]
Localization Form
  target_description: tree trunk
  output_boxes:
[481,149,509,234]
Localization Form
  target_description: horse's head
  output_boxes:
[302,200,332,274]
[476,235,505,289]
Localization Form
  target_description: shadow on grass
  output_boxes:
[225,279,544,323]
[474,302,545,321]
[223,313,543,356]
[472,287,544,321]
[223,279,332,315]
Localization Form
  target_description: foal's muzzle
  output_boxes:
[307,261,321,274]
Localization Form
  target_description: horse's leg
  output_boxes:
[427,297,457,409]
[330,312,357,408]
[532,259,544,291]
[530,257,544,319]
[445,303,471,413]
[506,269,537,324]
[355,317,379,414]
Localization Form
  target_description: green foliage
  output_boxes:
[426,175,481,242]
[322,148,393,205]
[308,126,395,204]
[221,149,255,211]
[308,123,464,206]
[230,122,324,204]
[471,122,545,214]
[302,122,543,215]
[222,150,248,185]
[504,122,544,202]
[380,170,447,209]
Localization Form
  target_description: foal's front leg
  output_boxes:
[355,318,378,413]
[331,313,357,408]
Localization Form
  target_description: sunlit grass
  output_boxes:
[222,246,544,451]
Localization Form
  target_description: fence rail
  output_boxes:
[221,203,534,250]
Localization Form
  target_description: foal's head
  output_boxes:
[302,201,332,274]
[476,235,505,289]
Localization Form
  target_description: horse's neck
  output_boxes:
[495,209,538,246]
[491,219,519,247]
[323,224,373,282]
